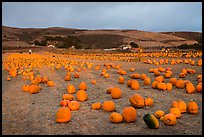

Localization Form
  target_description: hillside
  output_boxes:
[2,26,200,49]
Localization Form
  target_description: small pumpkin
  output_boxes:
[141,73,147,80]
[196,82,202,93]
[68,101,80,111]
[152,81,159,89]
[78,81,87,91]
[175,79,185,89]
[76,90,88,102]
[155,76,164,83]
[92,102,101,110]
[144,77,151,85]
[56,107,71,123]
[144,98,154,106]
[6,77,11,81]
[166,83,173,90]
[129,94,145,108]
[143,114,159,129]
[60,100,70,107]
[154,110,165,119]
[187,100,198,114]
[169,107,181,118]
[42,76,48,84]
[127,79,133,87]
[119,76,125,84]
[169,78,177,86]
[29,84,40,94]
[106,87,113,94]
[109,112,123,123]
[47,80,55,87]
[22,84,30,92]
[102,101,115,112]
[157,83,167,90]
[62,94,74,101]
[64,75,71,81]
[185,81,196,94]
[111,87,122,99]
[131,80,140,90]
[162,113,177,126]
[91,80,96,84]
[122,107,137,123]
[67,84,76,94]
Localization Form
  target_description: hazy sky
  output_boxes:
[2,2,202,32]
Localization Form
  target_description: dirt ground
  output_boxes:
[2,50,202,135]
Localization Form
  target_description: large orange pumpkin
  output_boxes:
[185,81,196,94]
[111,87,122,99]
[122,107,137,123]
[102,101,115,112]
[109,112,123,123]
[129,94,145,108]
[56,107,71,123]
[76,90,88,102]
[187,100,198,114]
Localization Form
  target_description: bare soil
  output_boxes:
[2,50,202,135]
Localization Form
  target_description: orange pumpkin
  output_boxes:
[129,94,145,108]
[62,94,74,101]
[91,80,96,84]
[68,101,80,111]
[122,107,137,123]
[154,110,165,119]
[163,113,177,126]
[175,79,185,89]
[196,82,202,93]
[29,85,40,94]
[157,83,167,90]
[67,84,76,94]
[56,107,71,123]
[102,101,115,112]
[187,100,198,114]
[152,81,159,89]
[47,80,55,87]
[6,77,11,81]
[166,83,173,90]
[60,100,70,107]
[78,81,87,91]
[106,87,113,94]
[155,76,164,83]
[76,90,88,102]
[92,102,101,110]
[109,112,123,123]
[22,84,30,92]
[185,81,196,94]
[127,79,133,87]
[111,87,122,99]
[141,73,147,80]
[64,75,71,81]
[131,80,140,90]
[169,78,177,86]
[144,77,151,85]
[144,98,154,106]
[169,108,181,118]
[119,76,125,84]
[42,76,48,84]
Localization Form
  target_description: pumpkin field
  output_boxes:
[2,49,202,135]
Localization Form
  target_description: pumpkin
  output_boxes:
[92,102,101,110]
[169,78,177,86]
[76,90,88,102]
[102,101,115,112]
[196,82,202,93]
[171,101,179,108]
[68,101,80,111]
[166,83,173,90]
[129,94,145,108]
[64,75,71,81]
[56,107,71,123]
[132,73,140,79]
[103,73,110,78]
[119,76,125,84]
[47,80,55,87]
[141,73,147,80]
[172,100,187,113]
[78,81,87,91]
[155,76,164,83]
[152,81,159,89]
[143,114,159,129]
[109,112,123,123]
[169,107,181,118]
[157,83,167,90]
[6,77,11,81]
[127,79,133,87]
[144,98,154,106]
[131,80,140,90]
[111,87,122,99]
[22,84,30,92]
[91,80,96,84]
[187,100,198,114]
[60,100,70,107]
[122,107,137,123]
[175,79,186,89]
[162,113,177,126]
[62,94,74,101]
[154,110,165,119]
[154,70,160,76]
[144,77,151,85]
[74,73,80,78]
[185,81,196,94]
[29,85,40,94]
[106,87,113,94]
[42,76,48,84]
[67,84,76,94]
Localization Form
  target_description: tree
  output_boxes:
[130,41,139,48]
